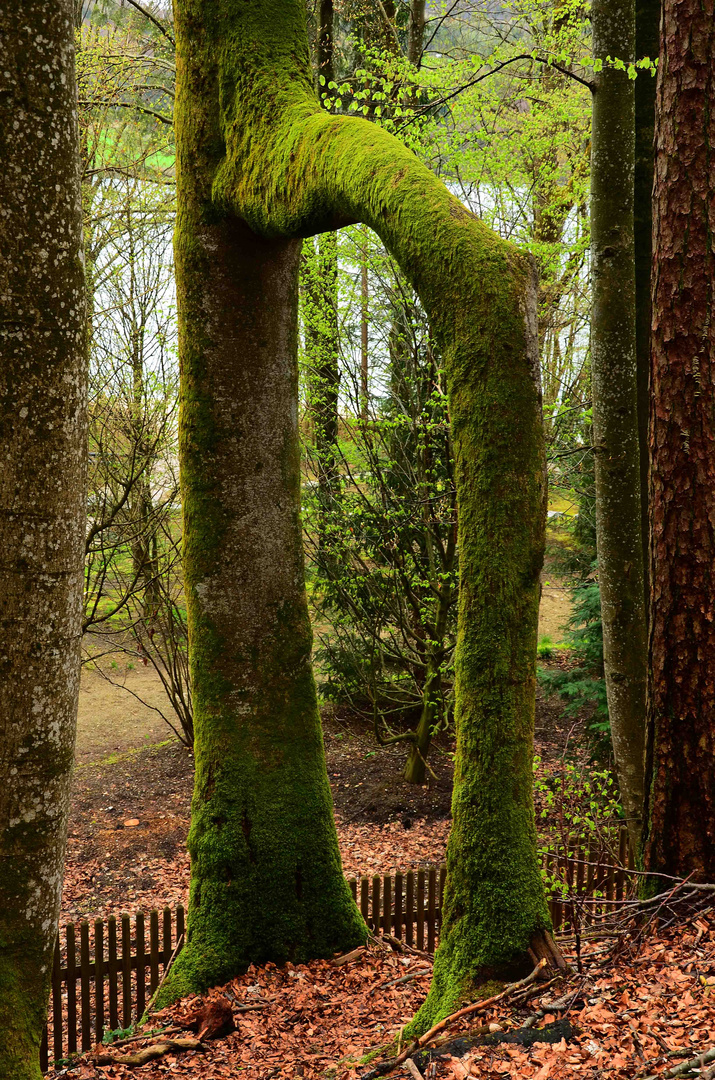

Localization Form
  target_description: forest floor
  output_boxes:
[58,572,715,1080]
[48,899,715,1080]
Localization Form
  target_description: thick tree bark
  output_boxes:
[642,0,715,882]
[590,0,648,847]
[164,0,556,1016]
[0,4,86,1078]
[634,0,660,608]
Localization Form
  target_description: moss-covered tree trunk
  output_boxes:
[162,0,559,1008]
[0,4,86,1077]
[590,0,648,848]
[642,0,715,883]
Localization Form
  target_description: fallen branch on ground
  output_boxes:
[359,958,548,1079]
[369,967,432,996]
[94,1036,205,1067]
[332,946,366,967]
[639,1047,715,1080]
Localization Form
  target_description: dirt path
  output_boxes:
[77,661,178,763]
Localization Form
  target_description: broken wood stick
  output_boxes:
[369,967,432,996]
[94,1036,205,1067]
[639,1046,715,1080]
[404,1058,423,1080]
[359,959,548,1079]
[332,946,366,967]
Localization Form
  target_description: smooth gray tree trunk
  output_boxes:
[0,4,87,1077]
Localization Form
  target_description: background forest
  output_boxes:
[7,0,715,1076]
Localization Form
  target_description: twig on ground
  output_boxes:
[359,959,548,1079]
[332,946,366,967]
[369,967,432,995]
[384,934,433,960]
[404,1058,423,1080]
[639,1046,715,1080]
[94,1036,205,1067]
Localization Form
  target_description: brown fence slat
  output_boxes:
[439,865,447,926]
[405,871,414,947]
[163,907,172,969]
[371,876,381,935]
[150,910,160,994]
[95,918,105,1045]
[394,873,403,941]
[349,878,357,903]
[108,916,119,1032]
[416,869,425,950]
[382,875,392,937]
[616,827,628,901]
[52,935,62,1063]
[80,920,91,1052]
[122,915,132,1029]
[67,922,77,1055]
[176,905,185,954]
[427,868,436,952]
[136,911,146,1017]
[360,878,370,926]
[40,1022,48,1073]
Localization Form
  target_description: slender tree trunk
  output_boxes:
[310,0,341,550]
[317,0,334,89]
[407,0,426,67]
[302,232,341,549]
[634,0,660,608]
[590,0,647,847]
[164,0,559,1012]
[642,0,715,882]
[0,5,86,1078]
[361,241,369,420]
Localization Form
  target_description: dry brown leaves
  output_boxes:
[46,912,715,1080]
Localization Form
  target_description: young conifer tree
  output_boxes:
[159,0,561,1016]
[0,3,86,1077]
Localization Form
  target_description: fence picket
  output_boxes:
[176,905,185,954]
[136,911,146,1017]
[67,923,77,1055]
[405,871,414,946]
[416,869,425,950]
[95,918,105,1045]
[108,916,119,1032]
[150,909,160,994]
[360,878,369,926]
[427,869,436,952]
[40,1023,48,1073]
[371,876,381,935]
[80,921,91,1052]
[394,873,403,941]
[52,936,62,1063]
[121,914,132,1028]
[383,875,392,937]
[163,907,172,969]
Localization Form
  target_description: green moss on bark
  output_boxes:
[169,0,552,1009]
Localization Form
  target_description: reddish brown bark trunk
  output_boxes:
[643,0,715,880]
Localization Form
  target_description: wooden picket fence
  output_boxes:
[41,826,634,1071]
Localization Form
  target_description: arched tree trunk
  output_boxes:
[642,0,715,884]
[0,3,86,1077]
[161,0,558,1011]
